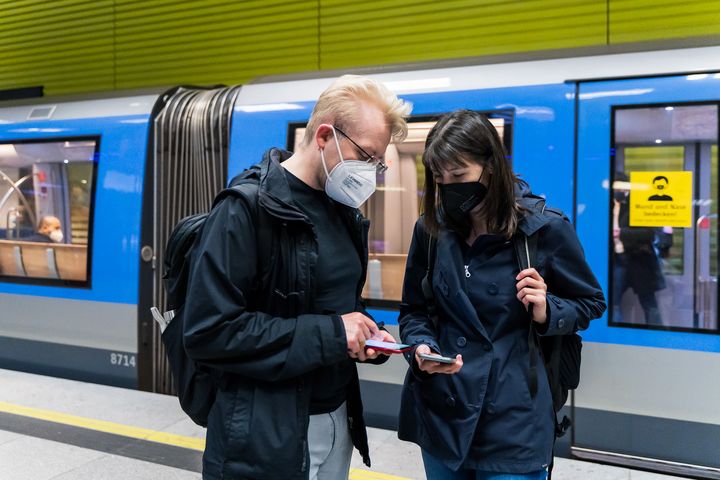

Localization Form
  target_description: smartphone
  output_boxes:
[418,352,457,364]
[364,339,412,354]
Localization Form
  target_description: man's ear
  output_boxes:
[315,124,334,150]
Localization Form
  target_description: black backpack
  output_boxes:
[155,175,270,427]
[421,201,580,439]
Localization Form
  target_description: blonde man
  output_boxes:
[184,76,411,480]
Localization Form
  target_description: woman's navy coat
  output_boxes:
[397,198,606,473]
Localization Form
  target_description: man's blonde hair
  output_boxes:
[303,75,411,147]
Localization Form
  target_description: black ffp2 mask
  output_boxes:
[439,180,488,232]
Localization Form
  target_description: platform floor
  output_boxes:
[0,369,687,480]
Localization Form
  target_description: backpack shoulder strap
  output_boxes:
[214,178,273,305]
[513,227,541,398]
[421,233,439,328]
[513,197,544,270]
[215,177,271,254]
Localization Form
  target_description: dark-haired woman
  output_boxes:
[397,110,605,480]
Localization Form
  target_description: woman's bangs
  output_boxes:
[424,141,468,177]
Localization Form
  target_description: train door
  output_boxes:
[574,75,720,478]
[137,86,240,393]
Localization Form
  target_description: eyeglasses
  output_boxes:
[333,125,388,174]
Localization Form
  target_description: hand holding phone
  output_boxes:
[418,352,456,364]
[342,312,379,361]
[415,344,463,374]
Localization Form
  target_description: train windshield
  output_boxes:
[0,137,98,286]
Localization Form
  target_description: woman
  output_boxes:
[397,110,606,480]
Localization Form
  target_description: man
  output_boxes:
[183,75,411,480]
[25,215,64,243]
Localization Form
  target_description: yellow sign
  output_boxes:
[629,171,693,227]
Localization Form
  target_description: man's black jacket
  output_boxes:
[183,148,385,479]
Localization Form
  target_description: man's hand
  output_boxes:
[342,312,379,361]
[363,330,397,360]
[415,344,463,374]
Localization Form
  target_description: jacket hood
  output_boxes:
[228,147,310,223]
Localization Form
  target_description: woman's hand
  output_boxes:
[415,344,463,374]
[516,268,548,324]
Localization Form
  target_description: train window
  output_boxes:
[610,104,719,333]
[0,137,98,286]
[289,112,513,306]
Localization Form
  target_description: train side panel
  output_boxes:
[0,106,152,387]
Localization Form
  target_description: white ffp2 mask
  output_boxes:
[320,127,377,208]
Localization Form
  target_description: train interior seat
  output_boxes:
[0,240,86,281]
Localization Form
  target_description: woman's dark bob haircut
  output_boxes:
[422,109,523,238]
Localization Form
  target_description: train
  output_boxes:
[1,45,719,479]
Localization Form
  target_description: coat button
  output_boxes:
[558,318,565,329]
[456,337,467,348]
[483,343,492,352]
[446,395,456,407]
[487,283,499,295]
[441,282,449,296]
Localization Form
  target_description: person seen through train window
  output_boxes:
[182,75,411,480]
[612,172,665,325]
[397,110,606,480]
[25,215,64,243]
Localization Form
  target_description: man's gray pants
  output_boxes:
[307,401,353,480]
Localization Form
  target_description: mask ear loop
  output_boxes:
[319,148,332,180]
[331,125,344,164]
[319,125,344,180]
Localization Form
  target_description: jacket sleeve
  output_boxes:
[182,197,348,382]
[398,218,442,377]
[538,216,607,336]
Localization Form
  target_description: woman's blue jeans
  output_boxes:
[422,451,548,480]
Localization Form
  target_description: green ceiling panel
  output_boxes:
[610,0,720,43]
[319,0,607,69]
[0,0,115,95]
[114,0,319,89]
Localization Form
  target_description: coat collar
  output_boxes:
[256,148,308,222]
[515,185,552,237]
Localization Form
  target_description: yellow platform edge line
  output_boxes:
[349,468,413,480]
[0,401,205,451]
[0,402,415,479]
